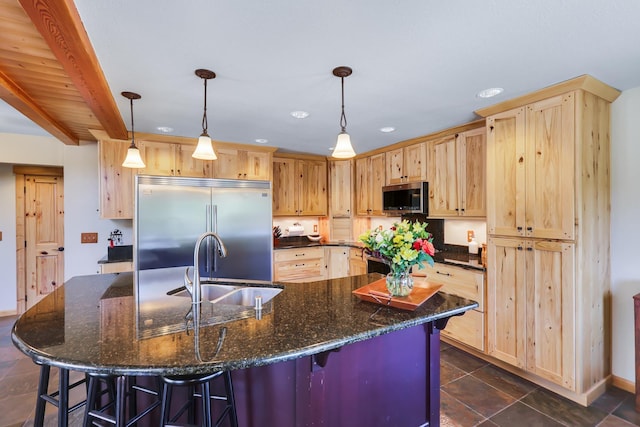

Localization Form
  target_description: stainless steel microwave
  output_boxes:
[382,182,429,215]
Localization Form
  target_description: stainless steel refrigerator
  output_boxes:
[135,175,273,281]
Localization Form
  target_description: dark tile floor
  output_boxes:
[2,314,640,426]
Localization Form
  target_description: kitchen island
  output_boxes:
[12,270,477,426]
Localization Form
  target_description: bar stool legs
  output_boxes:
[34,363,87,427]
[160,371,238,427]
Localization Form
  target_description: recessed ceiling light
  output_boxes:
[476,87,504,98]
[157,126,174,133]
[255,138,268,144]
[380,126,396,133]
[290,111,309,119]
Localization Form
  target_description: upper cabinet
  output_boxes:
[272,156,327,216]
[486,95,574,239]
[98,139,136,219]
[213,147,272,180]
[139,141,212,178]
[385,143,426,185]
[427,127,486,217]
[355,153,385,216]
[329,160,352,217]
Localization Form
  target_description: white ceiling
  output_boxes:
[3,0,640,155]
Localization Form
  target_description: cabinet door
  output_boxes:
[139,141,176,176]
[458,128,486,217]
[272,158,298,216]
[175,145,211,177]
[99,140,135,219]
[326,247,349,279]
[486,237,526,368]
[299,160,327,216]
[385,148,405,185]
[428,137,458,217]
[354,157,370,215]
[213,147,242,179]
[329,160,352,217]
[525,240,575,390]
[486,107,526,236]
[403,143,427,183]
[369,153,386,216]
[244,150,271,180]
[525,94,575,240]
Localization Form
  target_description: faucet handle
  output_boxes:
[184,266,194,293]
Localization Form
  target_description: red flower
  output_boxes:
[413,239,422,250]
[423,241,435,256]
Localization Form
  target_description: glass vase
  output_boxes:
[386,267,414,297]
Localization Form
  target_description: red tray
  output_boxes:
[352,277,443,311]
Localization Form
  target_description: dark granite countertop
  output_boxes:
[11,269,477,377]
[432,252,485,271]
[274,236,363,250]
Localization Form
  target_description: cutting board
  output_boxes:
[352,277,443,311]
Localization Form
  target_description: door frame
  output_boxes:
[13,165,64,314]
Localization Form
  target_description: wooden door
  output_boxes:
[299,160,327,216]
[486,107,526,236]
[486,237,526,368]
[99,139,136,219]
[525,94,575,240]
[428,136,458,217]
[369,153,386,216]
[139,141,176,176]
[404,143,427,183]
[354,157,370,215]
[25,175,64,309]
[525,240,575,390]
[243,150,271,180]
[385,148,404,185]
[175,144,211,177]
[213,147,241,179]
[272,157,298,216]
[329,160,352,217]
[326,247,349,279]
[458,128,486,217]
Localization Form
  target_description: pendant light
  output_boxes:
[121,91,146,168]
[331,66,356,159]
[192,69,217,160]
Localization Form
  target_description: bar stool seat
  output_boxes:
[34,363,88,427]
[160,371,238,427]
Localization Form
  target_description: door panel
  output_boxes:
[25,175,64,309]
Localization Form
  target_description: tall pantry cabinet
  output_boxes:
[478,76,620,405]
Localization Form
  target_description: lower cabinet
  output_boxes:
[326,247,349,279]
[348,248,367,276]
[99,261,134,274]
[427,263,485,352]
[273,247,326,283]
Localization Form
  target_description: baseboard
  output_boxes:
[612,375,635,394]
[0,309,18,317]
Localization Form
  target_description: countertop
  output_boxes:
[11,269,477,377]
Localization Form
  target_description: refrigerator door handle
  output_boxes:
[205,204,212,275]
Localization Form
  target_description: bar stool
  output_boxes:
[83,374,161,426]
[34,363,87,427]
[160,371,238,427]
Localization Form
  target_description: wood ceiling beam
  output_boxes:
[18,0,128,141]
[0,69,77,145]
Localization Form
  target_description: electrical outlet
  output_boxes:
[313,224,318,233]
[467,230,475,242]
[81,232,98,244]
[0,231,2,241]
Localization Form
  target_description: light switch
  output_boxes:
[0,231,2,241]
[81,232,98,244]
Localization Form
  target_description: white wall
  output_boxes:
[0,134,132,313]
[611,86,640,383]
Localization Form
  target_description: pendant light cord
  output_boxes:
[129,97,136,147]
[340,77,347,132]
[202,78,208,135]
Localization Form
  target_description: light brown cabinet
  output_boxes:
[325,247,349,279]
[272,156,327,216]
[479,77,619,404]
[139,141,212,177]
[427,263,485,351]
[348,248,367,276]
[427,127,485,217]
[99,261,134,274]
[355,153,385,216]
[329,160,352,217]
[273,247,326,282]
[98,139,136,219]
[385,143,426,185]
[213,147,272,180]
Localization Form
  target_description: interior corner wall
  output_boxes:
[611,85,640,384]
[0,164,17,313]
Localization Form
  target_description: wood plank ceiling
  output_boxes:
[0,0,126,145]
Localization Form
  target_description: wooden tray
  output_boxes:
[352,277,443,311]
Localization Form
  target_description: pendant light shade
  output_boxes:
[121,91,145,168]
[331,66,356,159]
[193,69,217,160]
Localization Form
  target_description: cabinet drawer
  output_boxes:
[274,247,325,262]
[274,259,325,282]
[99,261,133,274]
[348,247,364,261]
[441,309,485,352]
[426,263,484,310]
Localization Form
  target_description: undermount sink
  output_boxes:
[167,283,282,306]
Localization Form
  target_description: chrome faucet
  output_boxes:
[186,232,228,304]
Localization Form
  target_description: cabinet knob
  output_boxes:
[517,246,523,251]
[517,226,523,231]
[526,227,533,231]
[526,247,533,251]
